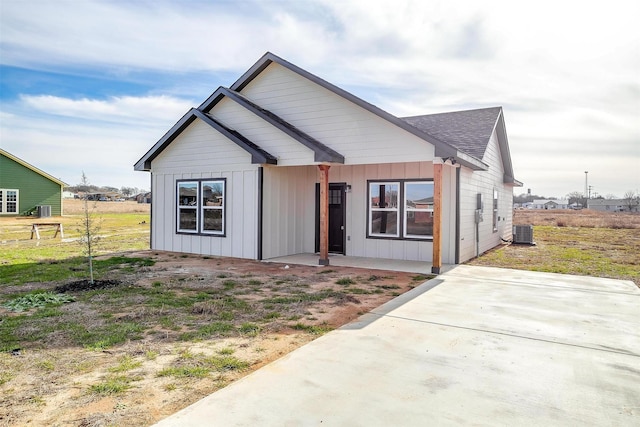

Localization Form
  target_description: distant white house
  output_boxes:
[531,199,569,209]
[588,198,638,212]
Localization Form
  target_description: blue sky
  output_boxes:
[1,0,638,197]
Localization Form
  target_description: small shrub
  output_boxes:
[2,292,74,312]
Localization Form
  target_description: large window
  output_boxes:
[177,179,225,235]
[404,182,434,238]
[0,189,18,214]
[368,180,433,240]
[369,182,399,237]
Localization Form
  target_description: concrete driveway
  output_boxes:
[154,266,640,426]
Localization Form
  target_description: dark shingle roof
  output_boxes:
[401,107,502,160]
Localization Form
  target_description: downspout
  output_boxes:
[455,167,460,264]
[149,173,153,250]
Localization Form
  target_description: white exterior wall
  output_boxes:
[458,130,512,263]
[262,161,458,264]
[261,166,318,259]
[240,63,436,164]
[150,118,260,259]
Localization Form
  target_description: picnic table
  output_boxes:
[30,223,64,240]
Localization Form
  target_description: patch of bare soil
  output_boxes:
[0,251,425,426]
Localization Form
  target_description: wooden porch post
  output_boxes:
[318,164,330,265]
[432,161,443,274]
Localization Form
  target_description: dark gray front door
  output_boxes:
[316,183,346,254]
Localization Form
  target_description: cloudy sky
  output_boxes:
[1,0,638,198]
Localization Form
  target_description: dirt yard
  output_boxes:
[0,251,425,426]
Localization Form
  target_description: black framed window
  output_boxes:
[176,179,226,235]
[367,180,433,240]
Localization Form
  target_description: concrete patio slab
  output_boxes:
[264,253,454,274]
[153,267,640,426]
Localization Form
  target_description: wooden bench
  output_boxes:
[30,223,64,240]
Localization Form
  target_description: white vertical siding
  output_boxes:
[150,118,260,259]
[458,129,512,263]
[261,165,317,259]
[240,63,437,165]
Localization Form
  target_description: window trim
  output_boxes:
[0,189,19,214]
[367,179,434,241]
[176,179,226,236]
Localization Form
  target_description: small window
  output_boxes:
[0,189,19,214]
[176,180,226,235]
[493,188,499,232]
[404,182,434,239]
[369,182,399,237]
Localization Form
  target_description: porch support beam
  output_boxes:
[432,161,443,274]
[318,164,330,265]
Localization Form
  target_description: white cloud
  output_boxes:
[0,94,193,189]
[0,0,638,197]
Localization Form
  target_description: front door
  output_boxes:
[316,183,346,254]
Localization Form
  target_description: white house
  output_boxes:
[588,198,638,212]
[531,199,569,210]
[135,53,521,273]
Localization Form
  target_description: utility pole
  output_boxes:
[584,171,588,198]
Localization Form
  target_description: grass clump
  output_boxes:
[2,292,74,312]
[158,352,248,379]
[291,323,333,335]
[109,355,142,373]
[90,375,133,395]
[336,277,355,286]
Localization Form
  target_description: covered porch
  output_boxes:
[263,253,455,275]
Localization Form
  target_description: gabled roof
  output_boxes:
[134,107,277,170]
[402,107,520,185]
[135,52,518,176]
[0,148,67,186]
[220,52,488,171]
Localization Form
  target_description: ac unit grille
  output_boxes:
[513,225,534,244]
[37,205,52,218]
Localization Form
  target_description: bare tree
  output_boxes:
[623,190,640,212]
[566,191,586,207]
[79,172,102,284]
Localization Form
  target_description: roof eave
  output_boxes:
[192,110,277,165]
[134,109,198,171]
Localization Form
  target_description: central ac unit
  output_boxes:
[513,225,535,245]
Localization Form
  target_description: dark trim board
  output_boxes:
[257,167,264,261]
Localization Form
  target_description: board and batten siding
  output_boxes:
[240,63,436,165]
[458,129,511,263]
[0,153,63,216]
[262,161,458,264]
[151,117,260,259]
